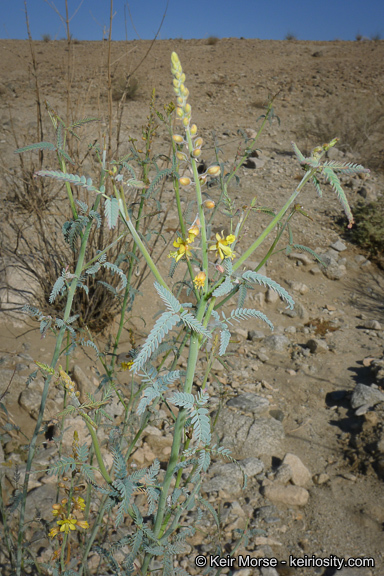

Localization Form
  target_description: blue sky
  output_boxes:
[0,0,383,41]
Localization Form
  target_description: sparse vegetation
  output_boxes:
[112,75,139,101]
[41,33,51,42]
[206,35,219,45]
[297,95,384,172]
[285,32,297,41]
[346,200,384,266]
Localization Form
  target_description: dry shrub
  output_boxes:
[297,94,384,171]
[0,155,168,333]
[112,76,139,101]
[206,36,219,46]
[346,199,384,267]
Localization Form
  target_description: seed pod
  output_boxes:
[192,148,202,158]
[194,137,203,148]
[172,134,184,143]
[204,199,215,209]
[176,151,187,161]
[207,165,220,176]
[179,177,191,186]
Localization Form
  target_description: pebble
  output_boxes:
[263,484,309,506]
[313,473,330,485]
[280,453,312,487]
[248,329,265,341]
[227,393,270,415]
[306,338,329,354]
[330,240,347,252]
[362,320,382,330]
[263,334,290,352]
[351,383,384,409]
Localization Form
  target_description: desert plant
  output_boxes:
[285,32,297,41]
[41,33,52,42]
[0,50,369,576]
[297,95,384,172]
[344,199,384,266]
[112,75,139,101]
[206,35,219,46]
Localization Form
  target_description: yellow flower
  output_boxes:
[75,519,89,530]
[209,232,236,260]
[193,271,206,289]
[72,496,86,511]
[168,234,196,262]
[49,526,60,539]
[57,515,78,534]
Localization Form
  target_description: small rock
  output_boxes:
[355,255,367,264]
[263,334,290,352]
[330,240,347,252]
[287,252,312,266]
[263,484,309,506]
[281,453,312,487]
[72,365,94,400]
[265,288,279,303]
[274,463,292,484]
[306,338,329,354]
[362,320,382,330]
[313,473,330,485]
[227,393,270,415]
[286,280,309,294]
[310,266,322,275]
[248,330,265,341]
[351,383,384,409]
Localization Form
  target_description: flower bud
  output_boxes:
[207,165,220,176]
[172,134,184,143]
[173,79,179,88]
[184,103,191,114]
[177,96,184,106]
[194,137,203,148]
[192,148,202,158]
[176,107,184,118]
[204,199,215,209]
[188,225,200,237]
[182,117,190,127]
[179,177,191,186]
[176,151,187,161]
[190,124,197,136]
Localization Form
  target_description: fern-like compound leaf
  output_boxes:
[49,275,65,303]
[34,169,100,192]
[146,168,172,197]
[102,262,127,291]
[15,142,57,154]
[321,166,354,226]
[104,197,119,229]
[242,271,294,309]
[311,174,323,197]
[179,310,211,338]
[322,160,369,175]
[219,329,231,356]
[155,282,181,314]
[132,312,180,373]
[213,275,234,297]
[228,308,274,330]
[291,141,305,163]
[126,178,147,189]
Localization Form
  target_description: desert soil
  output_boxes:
[0,38,384,575]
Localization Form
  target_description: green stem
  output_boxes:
[232,169,315,273]
[83,420,112,484]
[15,199,100,576]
